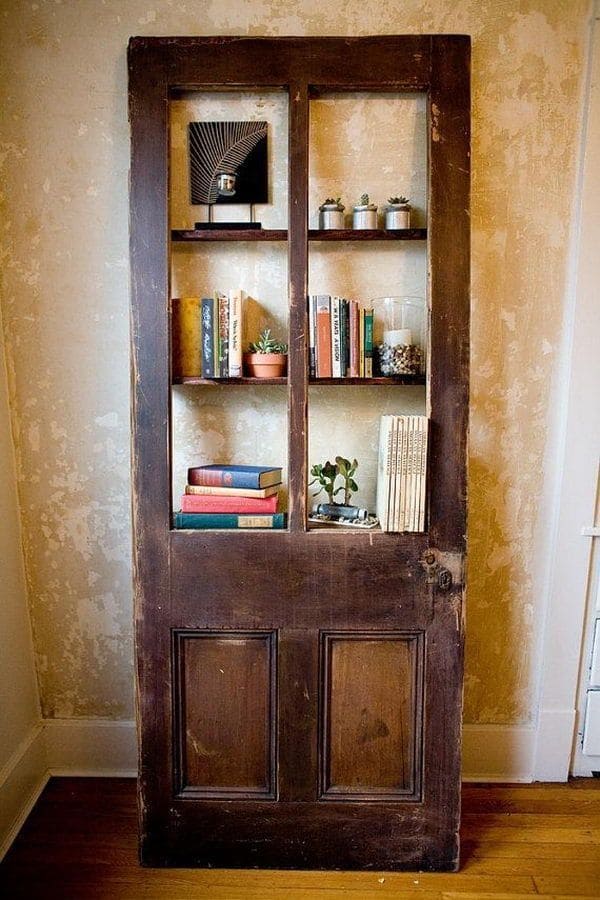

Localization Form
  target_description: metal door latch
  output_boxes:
[420,549,463,591]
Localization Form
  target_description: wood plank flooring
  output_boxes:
[1,778,599,898]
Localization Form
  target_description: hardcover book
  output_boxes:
[185,483,280,498]
[201,297,215,378]
[171,297,202,378]
[228,289,244,377]
[174,512,287,530]
[187,464,282,489]
[315,294,332,378]
[181,493,278,514]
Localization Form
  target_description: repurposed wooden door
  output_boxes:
[129,35,469,870]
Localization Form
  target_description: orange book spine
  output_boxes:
[349,300,359,377]
[316,295,332,378]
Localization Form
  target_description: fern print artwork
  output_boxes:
[189,121,268,205]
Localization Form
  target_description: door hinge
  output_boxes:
[420,549,464,591]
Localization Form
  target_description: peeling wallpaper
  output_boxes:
[0,0,591,723]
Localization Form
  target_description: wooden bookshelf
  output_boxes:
[309,375,425,386]
[173,376,287,385]
[129,34,469,873]
[171,227,426,242]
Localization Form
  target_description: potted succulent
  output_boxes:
[318,196,345,229]
[385,195,411,229]
[244,328,288,378]
[352,193,378,230]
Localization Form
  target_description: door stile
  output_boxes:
[427,35,470,554]
[128,43,174,864]
[287,81,310,532]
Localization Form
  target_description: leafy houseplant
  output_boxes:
[385,195,411,229]
[318,196,345,229]
[334,456,359,505]
[244,328,288,378]
[353,193,378,229]
[308,461,339,504]
[309,456,359,506]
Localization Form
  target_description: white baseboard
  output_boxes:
[0,718,540,860]
[45,718,137,777]
[0,723,49,860]
[462,723,536,782]
[44,720,537,783]
[533,708,576,781]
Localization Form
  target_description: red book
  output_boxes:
[316,295,332,378]
[180,493,278,514]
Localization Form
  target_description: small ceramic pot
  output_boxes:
[385,204,411,229]
[319,203,345,229]
[244,352,287,378]
[352,204,378,229]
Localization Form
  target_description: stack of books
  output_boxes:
[376,415,428,532]
[170,290,245,380]
[201,289,244,378]
[308,295,374,378]
[174,464,286,529]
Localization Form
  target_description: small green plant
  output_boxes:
[248,328,288,354]
[309,461,338,504]
[321,196,344,208]
[358,193,370,206]
[334,456,359,505]
[388,195,409,205]
[309,456,359,505]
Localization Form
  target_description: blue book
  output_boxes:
[174,512,287,530]
[201,297,215,378]
[187,464,282,489]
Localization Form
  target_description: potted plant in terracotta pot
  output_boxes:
[384,195,411,229]
[244,328,288,378]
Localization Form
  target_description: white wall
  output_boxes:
[0,303,44,857]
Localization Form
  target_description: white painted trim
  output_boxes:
[0,716,537,862]
[45,718,137,777]
[532,1,600,781]
[462,724,535,783]
[533,708,577,782]
[0,723,48,861]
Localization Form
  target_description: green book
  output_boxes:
[364,307,374,377]
[174,512,287,530]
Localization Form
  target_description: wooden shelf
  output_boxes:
[173,376,287,385]
[310,375,425,385]
[171,228,426,242]
[172,229,287,241]
[309,228,427,241]
[174,376,424,386]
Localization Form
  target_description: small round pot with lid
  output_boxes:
[352,193,378,230]
[384,196,411,230]
[318,197,345,230]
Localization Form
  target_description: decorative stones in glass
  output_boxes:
[352,201,378,229]
[373,296,426,376]
[319,200,345,229]
[384,202,411,229]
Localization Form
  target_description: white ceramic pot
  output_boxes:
[385,205,411,229]
[352,205,378,229]
[319,205,345,229]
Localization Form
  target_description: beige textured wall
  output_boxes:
[0,0,591,723]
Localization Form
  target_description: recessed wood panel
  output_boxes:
[320,632,423,800]
[174,631,276,798]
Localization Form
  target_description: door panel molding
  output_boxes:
[172,630,277,799]
[319,632,424,802]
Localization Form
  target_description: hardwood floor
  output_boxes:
[1,778,599,899]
